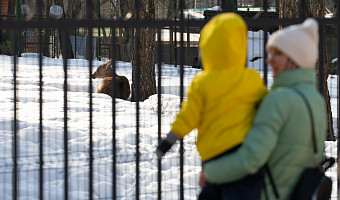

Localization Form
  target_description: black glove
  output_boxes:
[156,131,179,158]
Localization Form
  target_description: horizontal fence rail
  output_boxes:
[0,0,339,199]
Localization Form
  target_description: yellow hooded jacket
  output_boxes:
[171,13,267,161]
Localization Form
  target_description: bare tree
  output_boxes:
[53,0,74,59]
[279,0,335,141]
[42,0,52,57]
[2,0,17,55]
[0,31,11,55]
[0,0,11,55]
[131,0,156,102]
[254,0,262,7]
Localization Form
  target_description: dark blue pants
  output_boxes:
[198,145,264,200]
[198,167,264,200]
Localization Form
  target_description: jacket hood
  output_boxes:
[199,13,247,71]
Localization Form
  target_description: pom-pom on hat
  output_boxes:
[266,18,319,68]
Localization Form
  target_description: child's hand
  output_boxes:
[156,131,179,158]
[156,139,174,157]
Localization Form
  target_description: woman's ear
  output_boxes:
[285,58,298,71]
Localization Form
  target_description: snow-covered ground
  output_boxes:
[0,30,338,199]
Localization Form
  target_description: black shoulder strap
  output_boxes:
[291,88,317,153]
[264,164,279,199]
[265,88,317,200]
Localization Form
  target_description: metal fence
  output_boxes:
[0,0,339,199]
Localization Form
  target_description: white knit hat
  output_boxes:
[266,18,319,68]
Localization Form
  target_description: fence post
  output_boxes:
[337,0,340,195]
[222,0,236,12]
[318,24,325,95]
[299,0,308,19]
[157,28,162,200]
[12,30,18,200]
[263,0,269,86]
[97,0,101,61]
[110,26,117,200]
[179,0,185,199]
[86,0,94,199]
[16,0,21,56]
[62,28,69,200]
[134,0,141,199]
[37,0,44,197]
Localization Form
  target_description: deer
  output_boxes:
[92,61,131,100]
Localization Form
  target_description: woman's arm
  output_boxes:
[204,91,286,183]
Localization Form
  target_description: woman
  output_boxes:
[201,18,327,200]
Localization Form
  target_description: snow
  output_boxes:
[326,13,334,18]
[211,6,222,11]
[157,29,200,42]
[0,30,338,199]
[0,53,202,200]
[332,58,338,64]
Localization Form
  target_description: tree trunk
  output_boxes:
[119,28,124,60]
[131,0,156,102]
[0,0,11,55]
[275,0,280,13]
[43,0,52,57]
[279,0,335,140]
[169,27,174,64]
[323,47,335,140]
[56,0,74,59]
[278,0,299,18]
[254,0,262,7]
[0,31,11,55]
[7,0,15,19]
[120,0,133,62]
[167,0,175,64]
[5,0,16,54]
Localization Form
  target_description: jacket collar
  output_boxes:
[271,68,316,89]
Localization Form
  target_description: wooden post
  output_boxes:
[119,28,123,60]
[170,27,174,64]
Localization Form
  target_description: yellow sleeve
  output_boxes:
[171,77,203,138]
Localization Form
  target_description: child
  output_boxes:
[156,13,267,199]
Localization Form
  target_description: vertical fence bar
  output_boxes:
[97,0,101,61]
[86,0,94,199]
[36,0,44,198]
[12,30,18,200]
[53,29,56,58]
[179,0,185,199]
[299,0,308,19]
[135,28,141,200]
[157,28,162,200]
[135,0,141,199]
[38,21,44,200]
[16,0,21,56]
[174,1,177,68]
[74,28,77,59]
[61,28,69,200]
[222,0,231,12]
[88,28,94,200]
[169,26,173,65]
[318,25,325,95]
[186,25,190,67]
[110,26,117,200]
[337,0,340,195]
[263,0,268,85]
